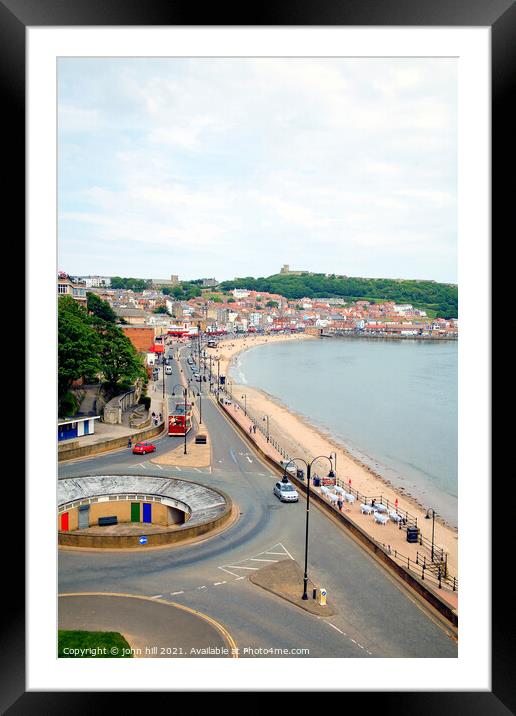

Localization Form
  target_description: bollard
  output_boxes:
[319,588,327,607]
[312,588,317,600]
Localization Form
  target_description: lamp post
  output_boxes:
[241,394,247,416]
[283,454,334,600]
[425,508,436,562]
[197,383,202,424]
[263,415,270,442]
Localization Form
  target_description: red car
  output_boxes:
[132,442,157,455]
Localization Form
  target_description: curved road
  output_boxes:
[58,343,457,659]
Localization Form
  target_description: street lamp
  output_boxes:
[283,454,334,600]
[262,415,269,442]
[425,508,436,562]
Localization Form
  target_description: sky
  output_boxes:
[58,57,457,283]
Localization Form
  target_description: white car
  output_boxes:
[165,365,173,375]
[273,480,299,503]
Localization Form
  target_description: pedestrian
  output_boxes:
[128,437,132,448]
[249,425,253,434]
[151,411,156,419]
[159,413,162,422]
[253,424,256,434]
[337,498,343,512]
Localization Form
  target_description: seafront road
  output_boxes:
[58,345,457,658]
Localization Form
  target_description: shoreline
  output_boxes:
[214,333,458,575]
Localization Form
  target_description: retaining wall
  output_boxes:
[58,423,165,462]
[58,497,233,549]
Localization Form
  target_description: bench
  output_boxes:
[98,516,118,526]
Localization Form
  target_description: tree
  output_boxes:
[265,300,279,308]
[87,292,117,323]
[96,321,147,391]
[153,306,170,314]
[58,296,102,401]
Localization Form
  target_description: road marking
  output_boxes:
[175,466,182,471]
[224,565,258,571]
[246,456,252,463]
[155,464,163,470]
[213,581,227,586]
[197,585,207,590]
[170,590,184,595]
[150,594,163,599]
[195,468,201,472]
[327,622,344,635]
[229,449,238,464]
[218,566,243,578]
[249,558,278,562]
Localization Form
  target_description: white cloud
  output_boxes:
[58,57,457,282]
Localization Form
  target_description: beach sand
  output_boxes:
[213,333,458,577]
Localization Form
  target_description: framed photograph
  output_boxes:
[4,0,510,708]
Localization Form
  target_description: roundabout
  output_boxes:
[58,474,233,549]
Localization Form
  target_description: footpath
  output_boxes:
[216,391,458,616]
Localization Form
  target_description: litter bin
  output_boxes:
[406,527,419,543]
[313,476,320,487]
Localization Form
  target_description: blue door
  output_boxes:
[143,503,152,523]
[83,420,89,436]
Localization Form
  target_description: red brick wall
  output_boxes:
[121,326,155,353]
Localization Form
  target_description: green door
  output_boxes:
[131,502,140,522]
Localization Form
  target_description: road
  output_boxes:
[58,341,457,658]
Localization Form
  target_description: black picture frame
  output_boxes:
[5,0,508,711]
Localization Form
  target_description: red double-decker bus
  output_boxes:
[168,401,193,436]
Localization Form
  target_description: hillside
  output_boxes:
[218,273,458,319]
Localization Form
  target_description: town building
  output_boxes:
[57,273,87,303]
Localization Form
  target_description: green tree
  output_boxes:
[58,296,102,405]
[87,292,117,323]
[96,321,147,391]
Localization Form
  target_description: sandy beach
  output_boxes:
[211,333,458,577]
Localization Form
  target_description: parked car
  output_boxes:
[165,365,173,375]
[273,480,299,503]
[132,442,157,455]
[280,461,304,479]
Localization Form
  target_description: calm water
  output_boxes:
[231,338,458,526]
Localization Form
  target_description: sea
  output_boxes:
[230,337,458,527]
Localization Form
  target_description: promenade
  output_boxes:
[216,389,458,612]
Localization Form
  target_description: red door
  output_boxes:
[61,512,69,531]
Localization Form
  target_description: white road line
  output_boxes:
[150,594,163,599]
[218,567,242,578]
[249,558,278,562]
[277,543,295,560]
[209,466,212,474]
[197,585,207,590]
[175,466,181,471]
[138,463,146,468]
[246,456,252,463]
[213,581,226,586]
[224,565,259,571]
[155,464,163,470]
[235,576,246,581]
[326,622,345,635]
[170,591,184,595]
[195,468,201,472]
